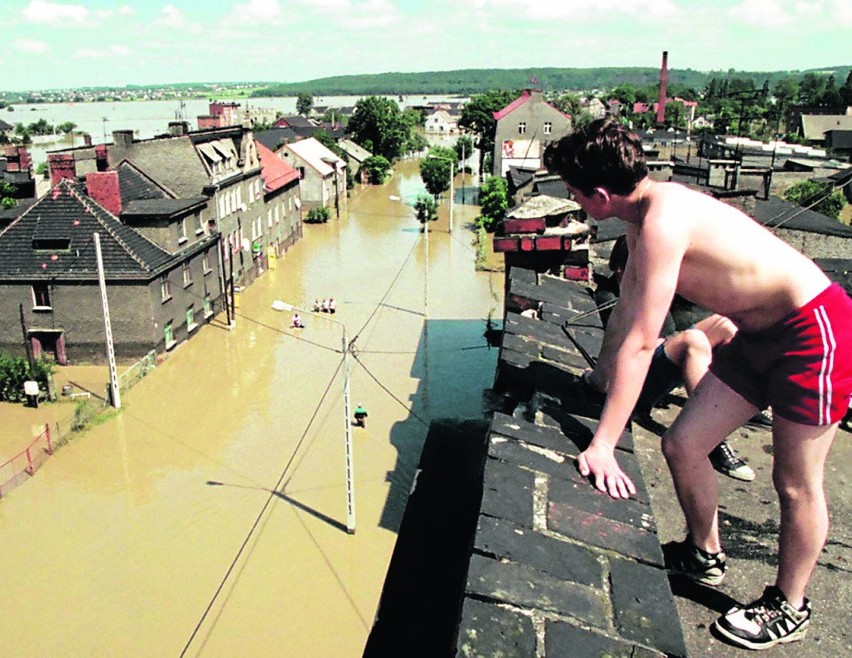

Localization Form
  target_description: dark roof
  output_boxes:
[814,258,852,296]
[122,197,208,217]
[0,119,13,131]
[534,177,571,199]
[117,160,171,202]
[753,195,852,238]
[107,134,208,198]
[278,115,316,129]
[0,179,174,279]
[255,127,300,152]
[506,166,536,189]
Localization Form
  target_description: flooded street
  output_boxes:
[0,160,502,657]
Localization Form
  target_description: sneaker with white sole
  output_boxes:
[713,585,811,650]
[662,537,727,586]
[710,441,755,482]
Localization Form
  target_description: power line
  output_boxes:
[179,354,344,657]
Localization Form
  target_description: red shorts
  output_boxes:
[710,283,852,426]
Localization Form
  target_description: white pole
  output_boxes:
[93,233,121,408]
[280,302,355,533]
[449,162,454,234]
[342,327,355,534]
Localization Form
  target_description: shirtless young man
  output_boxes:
[544,118,852,650]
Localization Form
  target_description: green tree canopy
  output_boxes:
[361,155,391,184]
[296,92,313,116]
[783,180,845,220]
[348,96,411,161]
[455,135,474,167]
[0,180,17,209]
[478,175,508,231]
[419,146,455,197]
[414,194,437,227]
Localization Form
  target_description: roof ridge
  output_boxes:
[68,183,166,272]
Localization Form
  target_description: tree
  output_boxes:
[419,146,455,198]
[783,180,845,220]
[414,195,437,228]
[477,175,507,231]
[0,181,16,209]
[361,155,391,184]
[459,90,518,178]
[348,96,411,161]
[56,121,77,134]
[296,92,313,116]
[455,135,474,169]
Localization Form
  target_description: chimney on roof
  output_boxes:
[86,171,122,216]
[49,153,77,186]
[656,51,668,127]
[95,144,109,172]
[168,121,189,137]
[112,129,134,147]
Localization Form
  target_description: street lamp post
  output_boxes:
[276,301,355,534]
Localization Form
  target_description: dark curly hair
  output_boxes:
[543,117,648,196]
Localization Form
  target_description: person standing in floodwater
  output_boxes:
[354,403,368,428]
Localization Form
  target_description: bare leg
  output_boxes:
[661,329,712,395]
[771,416,838,609]
[662,372,756,553]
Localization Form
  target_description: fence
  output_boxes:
[0,423,54,499]
[118,349,156,392]
[1,351,158,500]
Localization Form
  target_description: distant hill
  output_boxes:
[251,66,852,97]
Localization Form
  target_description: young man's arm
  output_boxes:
[578,224,684,498]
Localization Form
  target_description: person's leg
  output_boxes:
[662,372,756,553]
[661,328,712,395]
[771,415,838,608]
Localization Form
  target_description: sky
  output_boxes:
[1,0,850,92]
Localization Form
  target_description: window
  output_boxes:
[182,262,192,287]
[237,186,243,208]
[195,214,204,235]
[544,122,552,135]
[274,205,280,224]
[186,305,197,332]
[32,283,52,309]
[160,276,172,302]
[164,321,175,348]
[203,294,213,319]
[518,122,526,135]
[218,195,226,218]
[202,250,211,274]
[267,208,273,229]
[179,217,188,243]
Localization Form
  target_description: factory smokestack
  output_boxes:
[657,51,668,127]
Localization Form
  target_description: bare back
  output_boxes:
[631,182,829,332]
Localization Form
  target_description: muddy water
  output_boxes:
[0,160,502,657]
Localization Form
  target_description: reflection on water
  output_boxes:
[0,160,502,657]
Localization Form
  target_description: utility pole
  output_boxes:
[94,233,121,408]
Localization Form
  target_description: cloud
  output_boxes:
[156,5,187,29]
[469,0,681,21]
[21,0,89,26]
[12,38,50,53]
[728,0,793,27]
[227,0,282,24]
[74,44,133,59]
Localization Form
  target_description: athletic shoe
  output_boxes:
[710,441,755,482]
[747,411,773,428]
[713,585,811,650]
[662,537,727,586]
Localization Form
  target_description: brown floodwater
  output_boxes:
[0,160,502,657]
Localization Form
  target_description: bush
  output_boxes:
[477,176,508,232]
[362,155,391,184]
[305,207,331,223]
[0,353,54,403]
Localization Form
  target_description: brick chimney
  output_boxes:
[49,153,77,186]
[86,171,122,216]
[95,144,109,172]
